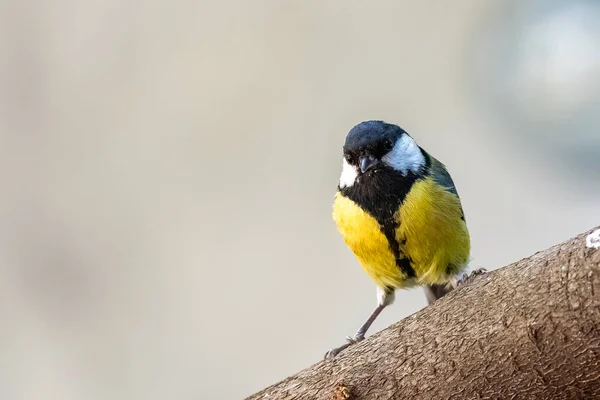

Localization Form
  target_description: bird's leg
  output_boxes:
[324,304,386,359]
[347,304,385,343]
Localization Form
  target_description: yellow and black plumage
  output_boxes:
[327,120,470,357]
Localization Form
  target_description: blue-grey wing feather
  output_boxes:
[430,157,459,196]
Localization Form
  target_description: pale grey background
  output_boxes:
[1,1,599,399]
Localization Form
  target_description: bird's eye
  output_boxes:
[383,139,394,151]
[344,153,353,164]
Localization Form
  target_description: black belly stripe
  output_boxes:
[381,220,415,278]
[339,164,426,280]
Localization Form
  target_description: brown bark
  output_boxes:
[246,226,600,400]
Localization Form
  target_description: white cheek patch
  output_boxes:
[339,158,358,188]
[382,134,425,176]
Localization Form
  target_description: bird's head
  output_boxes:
[339,120,426,189]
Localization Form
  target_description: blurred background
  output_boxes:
[1,0,600,399]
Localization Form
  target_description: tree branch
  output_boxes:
[246,226,600,400]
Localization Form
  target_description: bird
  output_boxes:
[326,120,472,358]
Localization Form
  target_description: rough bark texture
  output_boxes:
[247,226,600,400]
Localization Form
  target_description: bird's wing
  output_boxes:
[428,155,466,221]
[429,156,459,196]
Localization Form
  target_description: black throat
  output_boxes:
[339,167,422,278]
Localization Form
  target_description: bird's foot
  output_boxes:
[324,334,365,359]
[454,268,488,288]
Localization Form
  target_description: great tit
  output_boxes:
[327,120,471,357]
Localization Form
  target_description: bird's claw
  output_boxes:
[471,268,488,276]
[324,335,365,359]
[324,343,350,359]
[455,268,488,287]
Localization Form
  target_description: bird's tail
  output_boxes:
[423,283,453,305]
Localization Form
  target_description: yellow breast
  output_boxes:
[332,193,411,289]
[332,177,470,289]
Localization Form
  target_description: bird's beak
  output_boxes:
[359,155,380,173]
